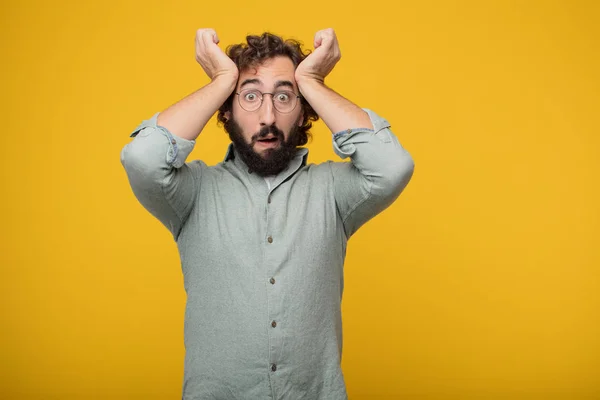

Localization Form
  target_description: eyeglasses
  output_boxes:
[235,88,301,113]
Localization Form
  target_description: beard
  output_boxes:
[224,116,302,177]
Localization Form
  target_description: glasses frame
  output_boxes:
[235,88,302,114]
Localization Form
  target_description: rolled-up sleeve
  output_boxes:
[330,108,415,238]
[120,113,200,240]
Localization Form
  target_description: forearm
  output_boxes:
[296,77,373,133]
[157,75,237,141]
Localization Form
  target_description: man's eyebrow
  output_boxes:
[274,80,294,90]
[239,79,295,91]
[239,78,261,89]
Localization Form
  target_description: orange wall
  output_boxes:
[2,0,599,398]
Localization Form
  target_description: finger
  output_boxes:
[314,30,324,48]
[200,29,217,47]
[323,28,340,55]
[316,28,335,50]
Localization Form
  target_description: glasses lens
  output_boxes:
[273,91,297,113]
[239,89,262,111]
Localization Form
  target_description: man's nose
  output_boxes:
[259,94,276,126]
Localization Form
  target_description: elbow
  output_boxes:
[393,151,415,189]
[373,150,415,201]
[120,136,168,186]
[121,142,150,176]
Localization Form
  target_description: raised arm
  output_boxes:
[296,29,415,238]
[120,29,238,240]
[157,29,239,140]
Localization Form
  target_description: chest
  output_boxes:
[177,166,348,297]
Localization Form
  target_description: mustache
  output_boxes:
[251,125,284,144]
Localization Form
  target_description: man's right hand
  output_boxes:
[195,28,238,82]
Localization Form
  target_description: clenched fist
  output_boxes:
[195,28,238,82]
[295,28,341,83]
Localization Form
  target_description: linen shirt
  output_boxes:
[120,108,414,400]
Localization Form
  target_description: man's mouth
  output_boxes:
[257,134,278,142]
[255,135,281,147]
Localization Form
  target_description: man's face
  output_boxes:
[224,56,304,176]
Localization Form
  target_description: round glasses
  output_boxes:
[235,88,301,113]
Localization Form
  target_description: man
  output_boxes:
[121,28,414,400]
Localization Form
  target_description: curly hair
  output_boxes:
[217,32,319,147]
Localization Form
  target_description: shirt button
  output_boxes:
[271,364,277,372]
[267,236,273,243]
[268,196,271,204]
[269,277,275,284]
[346,128,352,134]
[271,320,277,328]
[171,139,176,144]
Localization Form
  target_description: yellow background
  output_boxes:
[2,0,599,398]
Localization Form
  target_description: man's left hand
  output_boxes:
[295,28,341,84]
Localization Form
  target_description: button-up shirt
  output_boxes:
[120,108,414,399]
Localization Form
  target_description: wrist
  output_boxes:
[295,74,325,88]
[211,73,238,92]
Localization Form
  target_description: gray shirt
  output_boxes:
[120,108,414,399]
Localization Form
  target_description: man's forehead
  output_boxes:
[238,57,296,87]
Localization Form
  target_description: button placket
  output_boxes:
[262,182,293,377]
[264,190,280,375]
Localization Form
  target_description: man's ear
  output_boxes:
[224,111,231,122]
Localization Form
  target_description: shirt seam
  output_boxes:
[341,174,374,232]
[158,162,201,241]
[159,175,184,237]
[329,162,374,239]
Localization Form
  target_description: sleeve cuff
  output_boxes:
[332,108,391,159]
[129,112,196,168]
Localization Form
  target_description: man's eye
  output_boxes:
[245,93,259,101]
[275,93,290,102]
